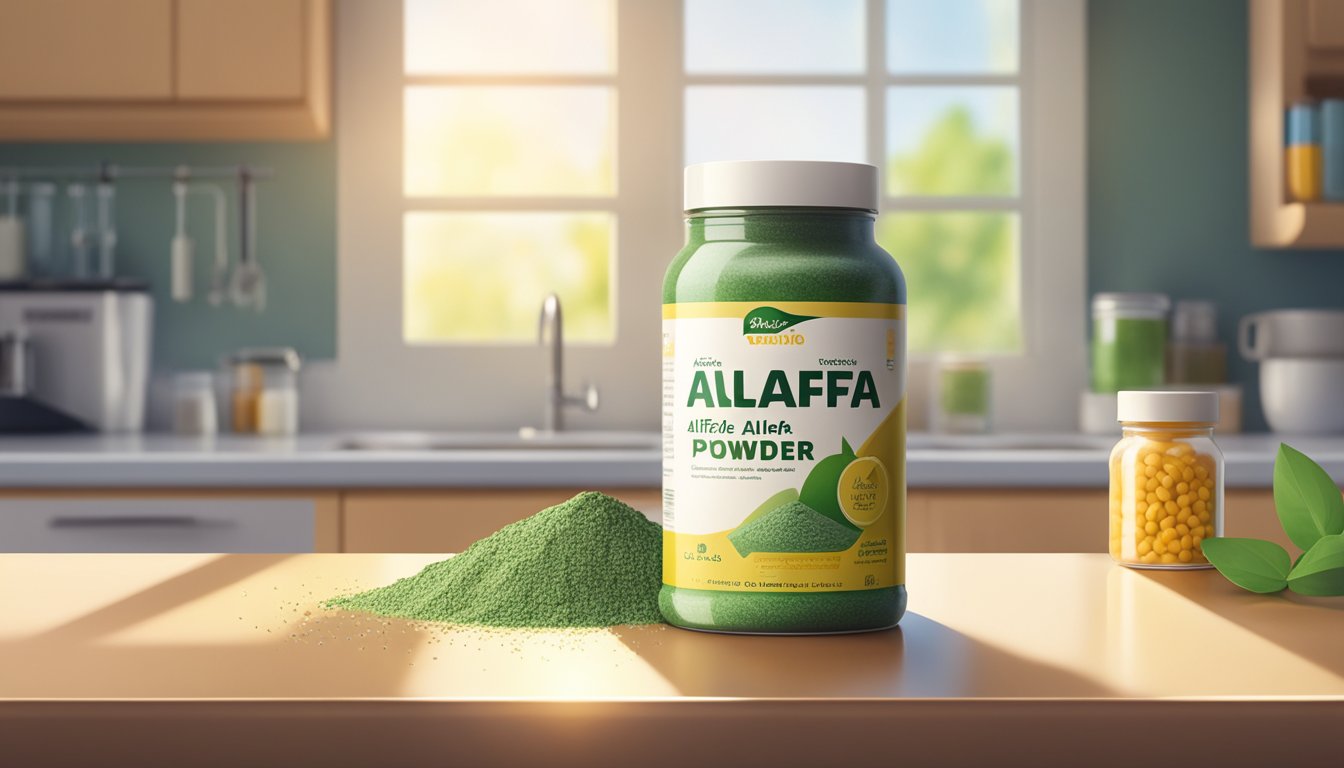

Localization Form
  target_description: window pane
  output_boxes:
[877,212,1020,354]
[685,0,864,74]
[405,0,615,75]
[405,86,615,197]
[886,86,1017,196]
[404,212,614,344]
[685,86,865,164]
[887,0,1018,74]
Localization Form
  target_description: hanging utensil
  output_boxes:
[199,184,229,306]
[170,179,193,302]
[95,180,116,279]
[229,167,266,312]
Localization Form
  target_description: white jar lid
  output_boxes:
[684,160,878,212]
[1091,292,1171,319]
[1117,390,1219,424]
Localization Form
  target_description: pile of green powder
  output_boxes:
[326,492,663,628]
[728,499,860,556]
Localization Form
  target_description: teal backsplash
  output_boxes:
[0,142,335,371]
[1090,0,1344,431]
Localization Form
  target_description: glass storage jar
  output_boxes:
[1091,292,1169,393]
[1109,391,1223,569]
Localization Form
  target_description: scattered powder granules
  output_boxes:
[326,492,663,629]
[727,499,860,557]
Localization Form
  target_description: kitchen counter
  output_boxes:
[0,432,1338,489]
[1,553,1340,766]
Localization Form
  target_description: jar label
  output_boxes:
[662,301,906,593]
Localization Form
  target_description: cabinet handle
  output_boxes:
[48,516,203,529]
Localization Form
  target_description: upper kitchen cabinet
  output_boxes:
[0,0,329,141]
[1251,0,1344,246]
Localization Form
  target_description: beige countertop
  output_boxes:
[2,553,1342,766]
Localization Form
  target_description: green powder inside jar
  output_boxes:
[326,492,663,629]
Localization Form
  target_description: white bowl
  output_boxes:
[1261,358,1344,434]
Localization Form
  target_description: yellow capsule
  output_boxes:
[1178,550,1193,563]
[1165,500,1179,516]
[1194,466,1209,481]
[1145,521,1159,535]
[1160,475,1175,490]
[1176,481,1189,494]
[1156,487,1172,502]
[1198,510,1211,524]
[1182,467,1194,482]
[1161,553,1180,564]
[1147,492,1160,504]
[1162,527,1178,543]
[1176,523,1190,537]
[1159,516,1176,530]
[1144,465,1158,479]
[1176,494,1191,508]
[1142,551,1160,564]
[1143,452,1162,467]
[1198,487,1210,501]
[1193,500,1206,515]
[1146,504,1162,521]
[1153,538,1167,554]
[1192,534,1204,549]
[1137,539,1152,556]
[1181,534,1193,550]
[1145,478,1159,492]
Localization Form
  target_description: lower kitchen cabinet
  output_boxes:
[0,487,1290,555]
[0,491,340,553]
[341,489,662,553]
[907,489,1289,553]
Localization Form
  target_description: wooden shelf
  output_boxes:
[1249,0,1344,247]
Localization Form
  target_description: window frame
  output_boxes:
[327,0,1085,431]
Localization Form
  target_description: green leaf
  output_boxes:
[1273,443,1344,551]
[841,437,854,456]
[1287,534,1344,596]
[1201,538,1291,593]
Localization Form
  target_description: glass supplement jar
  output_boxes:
[1091,293,1170,393]
[661,161,907,634]
[1109,391,1223,569]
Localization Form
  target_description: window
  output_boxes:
[401,0,618,344]
[684,0,1023,355]
[335,1,1084,430]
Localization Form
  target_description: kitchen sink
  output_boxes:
[333,429,661,452]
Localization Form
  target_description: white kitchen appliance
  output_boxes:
[0,282,152,432]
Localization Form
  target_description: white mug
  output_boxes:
[1239,309,1344,360]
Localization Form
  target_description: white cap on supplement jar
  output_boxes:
[1116,390,1219,424]
[683,160,879,212]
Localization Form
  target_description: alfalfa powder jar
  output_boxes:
[1109,390,1223,568]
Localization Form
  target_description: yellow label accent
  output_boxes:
[838,456,888,527]
[663,301,905,320]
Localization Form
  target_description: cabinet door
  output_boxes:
[176,0,307,100]
[0,492,340,553]
[343,489,662,553]
[915,490,1108,553]
[0,0,172,99]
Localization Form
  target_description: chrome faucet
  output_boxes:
[538,293,599,432]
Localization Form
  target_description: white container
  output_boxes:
[172,371,217,436]
[1259,358,1344,434]
[1239,309,1344,360]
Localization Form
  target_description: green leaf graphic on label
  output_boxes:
[1202,537,1291,593]
[1287,534,1344,596]
[800,438,862,532]
[1274,443,1344,551]
[742,306,818,335]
